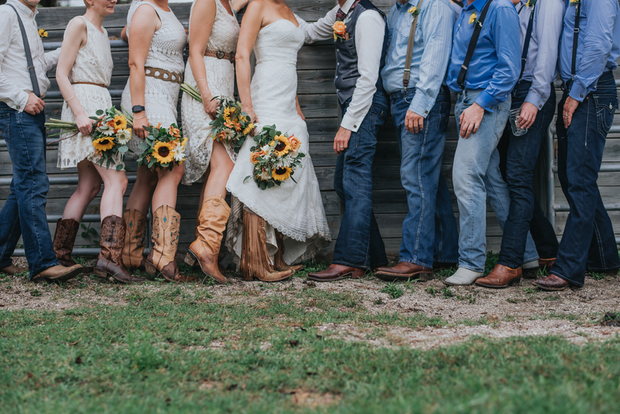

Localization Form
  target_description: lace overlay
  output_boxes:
[181,0,239,185]
[120,1,187,158]
[225,17,332,267]
[57,17,121,170]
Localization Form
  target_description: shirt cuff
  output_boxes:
[525,89,546,111]
[474,90,502,113]
[6,91,30,112]
[569,80,589,102]
[408,92,436,119]
[340,111,363,133]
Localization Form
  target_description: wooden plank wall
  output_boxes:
[1,1,618,258]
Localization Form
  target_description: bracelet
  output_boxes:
[66,95,77,102]
[134,115,146,120]
[195,78,207,83]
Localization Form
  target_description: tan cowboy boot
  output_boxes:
[53,218,87,271]
[240,209,293,282]
[121,209,148,270]
[184,195,230,284]
[93,216,145,284]
[274,230,303,273]
[145,205,196,283]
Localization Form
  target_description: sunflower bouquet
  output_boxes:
[244,125,305,190]
[45,106,133,170]
[137,123,187,170]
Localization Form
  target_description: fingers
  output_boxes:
[415,117,423,134]
[465,121,475,139]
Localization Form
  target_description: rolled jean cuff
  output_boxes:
[551,271,584,287]
[457,264,484,273]
[399,257,433,269]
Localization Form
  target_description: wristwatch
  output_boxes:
[132,105,146,113]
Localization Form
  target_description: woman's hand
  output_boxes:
[243,105,258,125]
[204,96,220,119]
[133,114,150,139]
[75,113,94,135]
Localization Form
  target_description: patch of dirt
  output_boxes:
[289,389,341,407]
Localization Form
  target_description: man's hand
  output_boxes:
[517,102,538,130]
[24,93,45,115]
[133,113,150,139]
[563,96,579,129]
[405,110,424,134]
[459,103,485,139]
[334,126,352,155]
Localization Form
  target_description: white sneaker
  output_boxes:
[444,267,483,286]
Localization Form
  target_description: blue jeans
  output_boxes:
[552,71,620,286]
[434,174,460,264]
[497,81,557,268]
[0,103,59,278]
[453,90,539,272]
[390,85,457,267]
[333,91,389,269]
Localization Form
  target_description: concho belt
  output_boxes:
[204,49,236,64]
[144,66,184,84]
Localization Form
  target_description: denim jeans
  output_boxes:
[497,81,558,268]
[453,90,539,272]
[0,103,59,278]
[333,91,389,269]
[390,85,457,268]
[434,174,459,264]
[552,71,620,286]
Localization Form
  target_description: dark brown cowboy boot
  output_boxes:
[121,209,148,270]
[53,218,86,268]
[94,216,145,284]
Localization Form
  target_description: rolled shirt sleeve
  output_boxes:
[341,10,385,132]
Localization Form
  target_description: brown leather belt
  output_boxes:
[204,49,236,63]
[73,82,107,88]
[144,66,184,84]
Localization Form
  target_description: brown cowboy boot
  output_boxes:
[240,209,293,282]
[122,209,148,270]
[53,218,86,270]
[145,205,196,283]
[274,230,304,273]
[93,216,145,284]
[184,195,230,284]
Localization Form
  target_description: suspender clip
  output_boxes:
[461,64,468,71]
[574,27,580,34]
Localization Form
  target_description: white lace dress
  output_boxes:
[57,16,118,170]
[181,0,239,185]
[120,0,187,159]
[226,17,332,266]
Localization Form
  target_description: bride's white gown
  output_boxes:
[226,16,331,265]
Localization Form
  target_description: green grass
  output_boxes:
[1,298,620,413]
[380,283,404,299]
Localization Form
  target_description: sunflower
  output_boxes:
[289,135,301,151]
[242,123,255,135]
[250,150,265,165]
[270,135,292,156]
[38,28,48,38]
[93,136,115,152]
[272,166,292,181]
[113,115,127,131]
[152,141,175,164]
[469,12,477,25]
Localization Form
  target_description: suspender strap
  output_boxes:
[519,3,536,81]
[7,4,41,97]
[403,0,424,89]
[570,1,580,79]
[457,0,494,90]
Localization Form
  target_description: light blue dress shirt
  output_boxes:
[558,0,620,102]
[380,0,454,117]
[446,0,521,112]
[517,0,564,110]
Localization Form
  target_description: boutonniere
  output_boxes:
[408,6,420,17]
[332,19,350,41]
[569,0,579,5]
[526,0,537,7]
[468,12,481,27]
[38,28,48,38]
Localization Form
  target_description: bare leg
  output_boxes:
[93,165,128,219]
[203,142,234,199]
[62,160,102,221]
[152,164,184,211]
[125,165,158,216]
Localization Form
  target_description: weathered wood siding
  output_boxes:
[1,1,618,257]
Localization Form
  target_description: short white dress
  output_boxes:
[181,0,240,185]
[57,16,119,170]
[120,0,187,158]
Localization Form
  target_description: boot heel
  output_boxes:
[93,268,109,280]
[184,252,197,267]
[144,261,158,276]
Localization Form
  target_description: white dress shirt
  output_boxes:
[0,0,61,112]
[302,0,385,132]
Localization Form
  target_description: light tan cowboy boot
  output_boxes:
[94,216,145,284]
[121,209,148,270]
[240,209,293,282]
[184,195,230,284]
[145,205,196,283]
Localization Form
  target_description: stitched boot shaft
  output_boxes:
[53,218,80,266]
[240,209,293,282]
[185,195,230,284]
[121,209,148,270]
[94,216,144,284]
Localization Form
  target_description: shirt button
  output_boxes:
[354,125,358,128]
[580,94,584,98]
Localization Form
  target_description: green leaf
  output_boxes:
[243,175,251,183]
[96,110,104,116]
[89,228,97,235]
[119,146,128,153]
[138,142,149,151]
[116,165,123,171]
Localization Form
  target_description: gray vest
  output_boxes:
[334,0,388,105]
